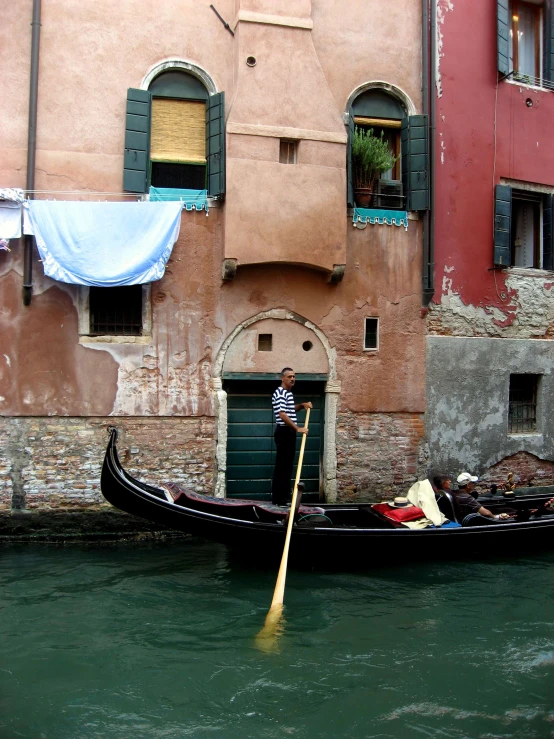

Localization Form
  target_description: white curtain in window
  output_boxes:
[517,4,537,78]
[513,201,536,267]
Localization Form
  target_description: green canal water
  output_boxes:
[1,540,554,739]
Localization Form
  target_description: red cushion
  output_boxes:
[372,503,426,523]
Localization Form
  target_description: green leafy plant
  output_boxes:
[352,127,398,190]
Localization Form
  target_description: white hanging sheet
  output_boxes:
[26,200,183,286]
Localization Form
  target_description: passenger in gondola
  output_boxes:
[530,496,554,518]
[432,474,452,494]
[454,472,504,520]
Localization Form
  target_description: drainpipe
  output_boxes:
[421,0,436,307]
[23,0,41,307]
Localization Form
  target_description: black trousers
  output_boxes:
[271,425,297,505]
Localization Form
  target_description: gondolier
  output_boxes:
[271,367,312,506]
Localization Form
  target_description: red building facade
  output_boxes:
[426,0,554,486]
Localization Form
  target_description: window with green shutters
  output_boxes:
[497,0,554,87]
[346,105,355,208]
[123,79,225,197]
[123,89,152,194]
[401,115,429,212]
[206,92,225,198]
[493,184,554,269]
[347,91,430,212]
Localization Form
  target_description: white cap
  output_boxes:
[457,472,478,485]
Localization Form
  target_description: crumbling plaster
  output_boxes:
[426,336,554,474]
[429,270,554,338]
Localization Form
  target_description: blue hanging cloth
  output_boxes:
[27,200,183,286]
[149,187,208,211]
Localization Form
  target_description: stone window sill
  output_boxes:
[507,267,554,278]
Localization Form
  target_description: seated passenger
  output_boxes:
[454,472,503,521]
[433,474,452,494]
[531,496,554,518]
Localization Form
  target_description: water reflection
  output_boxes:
[1,541,553,738]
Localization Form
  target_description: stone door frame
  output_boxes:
[212,309,341,501]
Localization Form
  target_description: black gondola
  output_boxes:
[101,428,554,563]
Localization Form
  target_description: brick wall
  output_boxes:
[0,417,216,511]
[336,411,428,502]
[480,451,554,489]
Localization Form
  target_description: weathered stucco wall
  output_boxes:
[428,0,554,490]
[433,0,554,329]
[426,337,554,475]
[0,0,427,509]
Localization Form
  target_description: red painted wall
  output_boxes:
[435,0,554,314]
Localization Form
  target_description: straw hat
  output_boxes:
[388,496,413,508]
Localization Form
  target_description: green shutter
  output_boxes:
[548,2,554,83]
[543,194,553,270]
[497,0,510,76]
[206,92,225,198]
[494,184,511,267]
[123,88,151,193]
[346,107,355,208]
[401,115,429,211]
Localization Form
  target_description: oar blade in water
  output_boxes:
[254,604,284,653]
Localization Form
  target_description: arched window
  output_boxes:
[149,71,209,191]
[346,86,428,212]
[123,68,225,197]
[352,89,406,184]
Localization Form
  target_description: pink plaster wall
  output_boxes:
[224,17,347,270]
[311,0,422,114]
[222,318,329,374]
[224,157,346,270]
[0,0,425,421]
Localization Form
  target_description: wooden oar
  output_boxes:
[255,408,311,652]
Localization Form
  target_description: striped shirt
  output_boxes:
[272,386,297,426]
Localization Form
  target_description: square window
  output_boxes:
[258,334,273,351]
[151,161,206,189]
[89,285,144,336]
[279,140,297,164]
[508,374,540,433]
[364,318,379,350]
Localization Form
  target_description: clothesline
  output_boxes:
[24,190,144,198]
[0,194,208,284]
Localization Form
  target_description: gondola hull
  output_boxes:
[101,429,554,563]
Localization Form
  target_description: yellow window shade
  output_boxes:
[151,99,206,164]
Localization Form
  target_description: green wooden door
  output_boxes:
[224,379,325,503]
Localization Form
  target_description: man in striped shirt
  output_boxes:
[271,367,312,505]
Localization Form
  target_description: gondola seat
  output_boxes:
[436,491,459,522]
[163,482,325,523]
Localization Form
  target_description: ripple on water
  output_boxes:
[1,543,554,739]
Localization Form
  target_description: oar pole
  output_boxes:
[269,407,310,610]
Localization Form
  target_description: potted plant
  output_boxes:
[352,127,398,208]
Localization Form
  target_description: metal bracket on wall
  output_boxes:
[210,5,234,36]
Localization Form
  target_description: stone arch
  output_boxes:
[213,308,337,379]
[212,309,340,501]
[141,58,218,96]
[345,80,416,117]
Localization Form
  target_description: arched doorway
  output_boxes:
[212,310,340,502]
